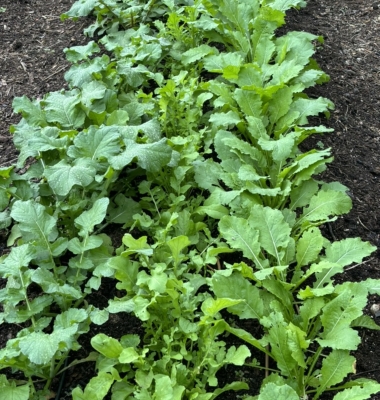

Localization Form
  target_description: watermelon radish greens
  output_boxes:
[0,0,380,399]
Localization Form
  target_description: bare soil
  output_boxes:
[0,0,380,398]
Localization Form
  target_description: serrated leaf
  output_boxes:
[0,244,33,276]
[248,205,291,264]
[75,198,109,236]
[332,381,380,400]
[61,0,97,18]
[68,125,121,161]
[0,376,30,400]
[299,190,352,224]
[64,41,100,63]
[324,238,376,267]
[225,345,251,366]
[12,96,47,127]
[296,227,324,267]
[43,91,85,128]
[181,44,216,64]
[45,159,96,196]
[316,350,356,397]
[258,382,299,400]
[10,200,58,242]
[109,138,171,173]
[211,272,264,320]
[219,215,264,268]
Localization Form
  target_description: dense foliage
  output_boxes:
[1,0,380,399]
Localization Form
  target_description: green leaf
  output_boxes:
[12,95,47,127]
[72,372,114,400]
[167,236,191,267]
[109,138,172,173]
[74,198,109,237]
[107,194,141,225]
[324,238,376,267]
[268,0,307,12]
[64,41,100,62]
[19,332,60,364]
[43,91,86,128]
[258,382,299,400]
[299,190,352,224]
[68,125,121,161]
[201,297,243,317]
[332,381,380,400]
[0,375,30,400]
[296,227,324,267]
[0,244,33,276]
[248,205,291,264]
[181,44,216,64]
[317,286,367,350]
[10,200,58,242]
[315,350,356,397]
[219,215,263,269]
[91,334,123,358]
[211,272,264,320]
[44,159,97,196]
[61,0,97,18]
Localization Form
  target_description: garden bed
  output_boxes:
[1,0,380,399]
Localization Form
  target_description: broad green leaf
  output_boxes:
[0,244,33,276]
[10,200,58,242]
[121,234,153,257]
[75,198,109,236]
[43,91,85,128]
[225,345,251,366]
[64,41,100,62]
[19,332,60,364]
[81,81,107,109]
[317,286,367,350]
[12,95,47,127]
[234,89,262,117]
[219,215,263,268]
[362,278,380,295]
[286,323,309,368]
[68,125,120,161]
[296,227,323,267]
[209,111,241,128]
[299,190,352,224]
[0,375,29,400]
[68,236,103,254]
[61,0,97,18]
[72,372,114,400]
[91,334,123,358]
[258,382,299,400]
[109,138,172,173]
[316,350,356,397]
[324,238,376,267]
[261,312,297,376]
[267,0,306,12]
[211,272,264,320]
[204,53,243,73]
[136,265,168,293]
[45,159,96,196]
[107,194,141,225]
[181,44,216,64]
[287,96,333,126]
[350,315,380,331]
[249,205,291,263]
[106,110,129,126]
[201,297,243,317]
[167,236,191,267]
[332,381,380,400]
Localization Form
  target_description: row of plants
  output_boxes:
[1,0,380,399]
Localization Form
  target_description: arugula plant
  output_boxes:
[1,0,380,399]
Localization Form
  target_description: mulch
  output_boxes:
[0,0,380,398]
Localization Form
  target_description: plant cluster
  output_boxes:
[1,0,380,399]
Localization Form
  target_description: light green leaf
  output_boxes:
[211,272,264,320]
[61,0,97,18]
[286,323,309,368]
[219,215,263,268]
[121,234,153,257]
[12,95,47,127]
[167,236,191,266]
[19,332,59,364]
[234,89,262,118]
[201,297,243,317]
[0,244,33,276]
[299,190,352,224]
[181,44,216,65]
[332,381,380,400]
[249,205,291,263]
[268,0,307,12]
[10,200,58,242]
[209,111,241,128]
[316,350,356,397]
[68,125,120,161]
[75,198,109,236]
[65,41,100,62]
[0,375,30,400]
[45,159,96,196]
[317,286,367,350]
[43,91,85,128]
[119,348,139,364]
[258,382,299,400]
[72,372,114,400]
[225,345,251,366]
[296,227,324,267]
[91,334,123,358]
[110,138,171,173]
[81,81,106,109]
[324,238,376,267]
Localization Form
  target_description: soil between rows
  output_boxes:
[0,0,380,398]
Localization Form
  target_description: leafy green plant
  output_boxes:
[1,0,380,399]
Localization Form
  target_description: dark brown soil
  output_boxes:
[0,0,380,399]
